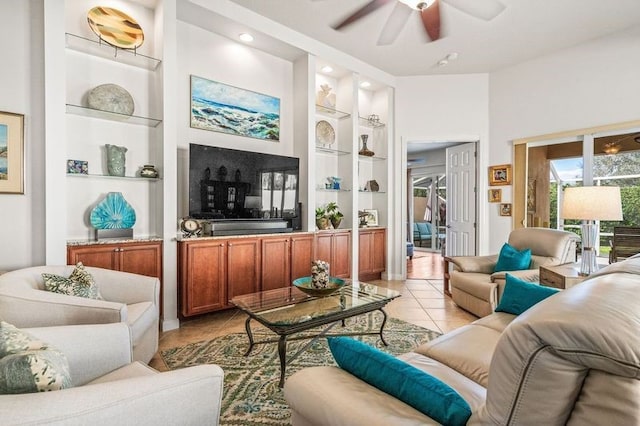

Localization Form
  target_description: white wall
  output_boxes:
[489,26,640,251]
[0,0,46,269]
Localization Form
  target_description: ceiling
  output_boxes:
[229,0,640,76]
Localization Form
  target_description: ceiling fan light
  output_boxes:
[398,0,435,10]
[603,142,621,155]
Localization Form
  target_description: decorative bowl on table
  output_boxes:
[293,276,346,297]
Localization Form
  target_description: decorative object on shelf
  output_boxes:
[140,164,158,179]
[358,210,370,227]
[326,202,344,229]
[489,188,501,203]
[358,134,374,156]
[315,120,336,147]
[367,114,380,125]
[488,164,512,186]
[0,111,24,194]
[310,260,330,289]
[364,209,379,226]
[67,159,88,175]
[499,203,512,217]
[315,206,331,230]
[87,6,144,50]
[365,180,380,192]
[87,84,135,116]
[315,84,336,108]
[190,75,280,141]
[331,176,342,190]
[90,192,136,230]
[293,276,345,297]
[105,144,127,177]
[179,217,203,238]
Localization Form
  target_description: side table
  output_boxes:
[539,263,587,290]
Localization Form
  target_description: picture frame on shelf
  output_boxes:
[500,203,512,216]
[0,111,24,194]
[190,75,280,141]
[67,159,89,175]
[364,209,379,226]
[489,188,501,203]
[489,164,512,186]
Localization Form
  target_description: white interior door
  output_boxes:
[446,143,477,256]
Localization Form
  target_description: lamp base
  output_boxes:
[579,221,599,276]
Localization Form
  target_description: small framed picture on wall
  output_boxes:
[489,189,502,203]
[489,164,512,186]
[500,203,512,216]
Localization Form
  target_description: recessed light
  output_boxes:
[446,52,458,61]
[239,33,254,42]
[437,59,448,67]
[321,65,333,73]
[360,81,371,88]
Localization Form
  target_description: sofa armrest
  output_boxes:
[0,291,126,328]
[26,323,133,386]
[0,365,224,426]
[88,267,160,306]
[449,255,498,274]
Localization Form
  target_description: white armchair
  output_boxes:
[0,323,224,425]
[0,266,159,362]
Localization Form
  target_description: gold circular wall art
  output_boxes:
[87,6,144,50]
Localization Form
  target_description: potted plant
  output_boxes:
[315,206,330,230]
[326,202,343,229]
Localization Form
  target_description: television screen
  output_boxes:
[188,144,299,221]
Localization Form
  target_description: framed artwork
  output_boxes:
[489,189,502,203]
[364,209,379,226]
[500,203,512,216]
[190,75,280,141]
[0,111,24,194]
[489,164,512,186]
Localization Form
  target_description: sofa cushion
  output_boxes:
[42,262,102,300]
[495,273,559,315]
[0,321,72,394]
[328,337,472,426]
[494,243,532,272]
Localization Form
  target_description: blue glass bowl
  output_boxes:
[293,276,346,297]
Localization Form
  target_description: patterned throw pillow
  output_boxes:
[42,262,102,300]
[0,321,72,394]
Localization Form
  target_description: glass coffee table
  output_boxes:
[231,281,400,387]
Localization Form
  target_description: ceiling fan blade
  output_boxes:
[333,0,393,30]
[420,0,441,41]
[377,2,412,45]
[443,0,505,21]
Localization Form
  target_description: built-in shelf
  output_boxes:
[66,104,162,127]
[67,173,161,181]
[315,104,351,120]
[358,190,387,194]
[65,33,161,70]
[358,154,387,161]
[358,116,386,129]
[316,188,352,192]
[316,146,351,155]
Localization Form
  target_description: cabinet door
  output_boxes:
[67,245,118,270]
[179,241,226,317]
[261,237,290,291]
[331,232,351,278]
[119,242,163,279]
[290,233,314,280]
[227,238,261,303]
[314,233,333,265]
[372,229,386,273]
[358,231,374,276]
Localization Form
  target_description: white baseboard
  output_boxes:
[162,318,180,332]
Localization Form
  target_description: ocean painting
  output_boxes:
[190,75,280,141]
[0,124,7,180]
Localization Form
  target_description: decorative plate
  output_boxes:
[87,6,144,50]
[315,120,336,147]
[87,84,135,116]
[293,276,346,297]
[90,192,136,229]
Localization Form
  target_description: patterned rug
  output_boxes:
[161,312,441,426]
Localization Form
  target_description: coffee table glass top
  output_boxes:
[231,281,400,326]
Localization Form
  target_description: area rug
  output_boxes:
[161,313,440,426]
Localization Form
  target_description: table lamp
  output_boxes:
[561,186,623,276]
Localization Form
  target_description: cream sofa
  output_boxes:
[0,266,159,362]
[284,256,640,425]
[0,322,224,425]
[448,227,579,317]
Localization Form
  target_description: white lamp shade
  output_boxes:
[561,186,623,221]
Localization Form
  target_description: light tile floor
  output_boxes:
[149,252,477,371]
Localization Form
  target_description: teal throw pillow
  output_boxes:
[495,273,559,315]
[494,243,532,272]
[327,337,471,426]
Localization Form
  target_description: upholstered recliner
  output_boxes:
[448,227,579,317]
[0,322,223,425]
[0,266,159,362]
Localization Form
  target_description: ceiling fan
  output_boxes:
[332,0,506,45]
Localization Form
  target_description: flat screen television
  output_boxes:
[188,144,300,225]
